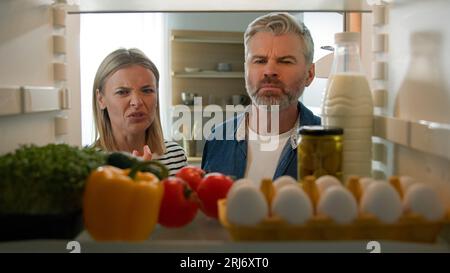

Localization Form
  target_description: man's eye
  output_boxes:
[280,59,295,64]
[253,59,266,64]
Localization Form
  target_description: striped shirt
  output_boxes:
[154,140,187,176]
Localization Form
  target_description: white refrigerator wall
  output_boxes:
[388,1,450,206]
[0,0,81,155]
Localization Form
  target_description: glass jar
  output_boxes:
[297,126,343,182]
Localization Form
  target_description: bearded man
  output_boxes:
[201,12,320,181]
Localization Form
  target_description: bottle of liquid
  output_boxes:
[321,32,374,181]
[395,32,450,124]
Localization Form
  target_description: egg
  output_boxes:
[226,184,268,226]
[399,176,417,193]
[272,184,313,224]
[360,182,403,224]
[226,178,253,200]
[359,177,375,192]
[403,183,445,221]
[273,176,298,192]
[315,175,342,194]
[317,187,358,224]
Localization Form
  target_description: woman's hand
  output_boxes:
[132,145,153,161]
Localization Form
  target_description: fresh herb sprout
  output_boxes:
[0,144,106,214]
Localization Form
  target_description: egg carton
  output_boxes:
[218,199,450,242]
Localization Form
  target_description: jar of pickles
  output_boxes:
[297,126,343,181]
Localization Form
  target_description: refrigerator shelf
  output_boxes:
[374,115,450,161]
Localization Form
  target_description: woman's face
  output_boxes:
[97,64,158,137]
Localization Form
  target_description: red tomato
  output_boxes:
[158,177,199,228]
[197,172,234,218]
[175,166,205,192]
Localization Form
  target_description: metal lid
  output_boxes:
[299,125,343,136]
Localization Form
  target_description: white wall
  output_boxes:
[0,0,53,86]
[0,0,81,155]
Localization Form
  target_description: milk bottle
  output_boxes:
[322,32,374,181]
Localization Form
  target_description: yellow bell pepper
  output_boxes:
[83,164,164,241]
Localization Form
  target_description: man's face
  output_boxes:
[245,32,315,110]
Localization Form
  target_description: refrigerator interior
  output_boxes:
[0,0,449,252]
[386,0,450,208]
[0,0,81,155]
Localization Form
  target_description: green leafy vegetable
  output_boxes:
[0,144,106,214]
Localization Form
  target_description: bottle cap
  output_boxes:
[335,32,360,43]
[299,125,343,136]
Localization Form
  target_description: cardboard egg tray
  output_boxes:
[218,199,450,242]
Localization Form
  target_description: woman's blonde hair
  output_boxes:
[92,48,165,155]
[244,12,314,65]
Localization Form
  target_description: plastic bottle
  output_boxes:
[321,32,374,181]
[395,32,450,124]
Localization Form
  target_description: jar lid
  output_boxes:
[299,125,343,136]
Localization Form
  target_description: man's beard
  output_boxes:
[246,76,303,111]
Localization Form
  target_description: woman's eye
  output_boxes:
[115,90,128,95]
[142,88,155,94]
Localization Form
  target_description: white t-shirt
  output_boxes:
[244,127,293,185]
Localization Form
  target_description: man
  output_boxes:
[201,12,320,181]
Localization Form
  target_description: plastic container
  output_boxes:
[321,32,374,181]
[218,201,449,242]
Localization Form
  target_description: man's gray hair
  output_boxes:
[244,12,314,64]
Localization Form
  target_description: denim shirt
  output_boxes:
[201,102,321,180]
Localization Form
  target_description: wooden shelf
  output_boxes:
[171,29,246,106]
[172,71,244,78]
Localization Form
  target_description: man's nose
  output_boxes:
[263,60,278,78]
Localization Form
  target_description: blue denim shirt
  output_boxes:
[201,102,321,180]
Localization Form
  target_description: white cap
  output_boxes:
[335,32,360,43]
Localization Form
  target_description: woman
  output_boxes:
[92,48,187,175]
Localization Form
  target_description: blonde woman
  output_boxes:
[92,48,187,175]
